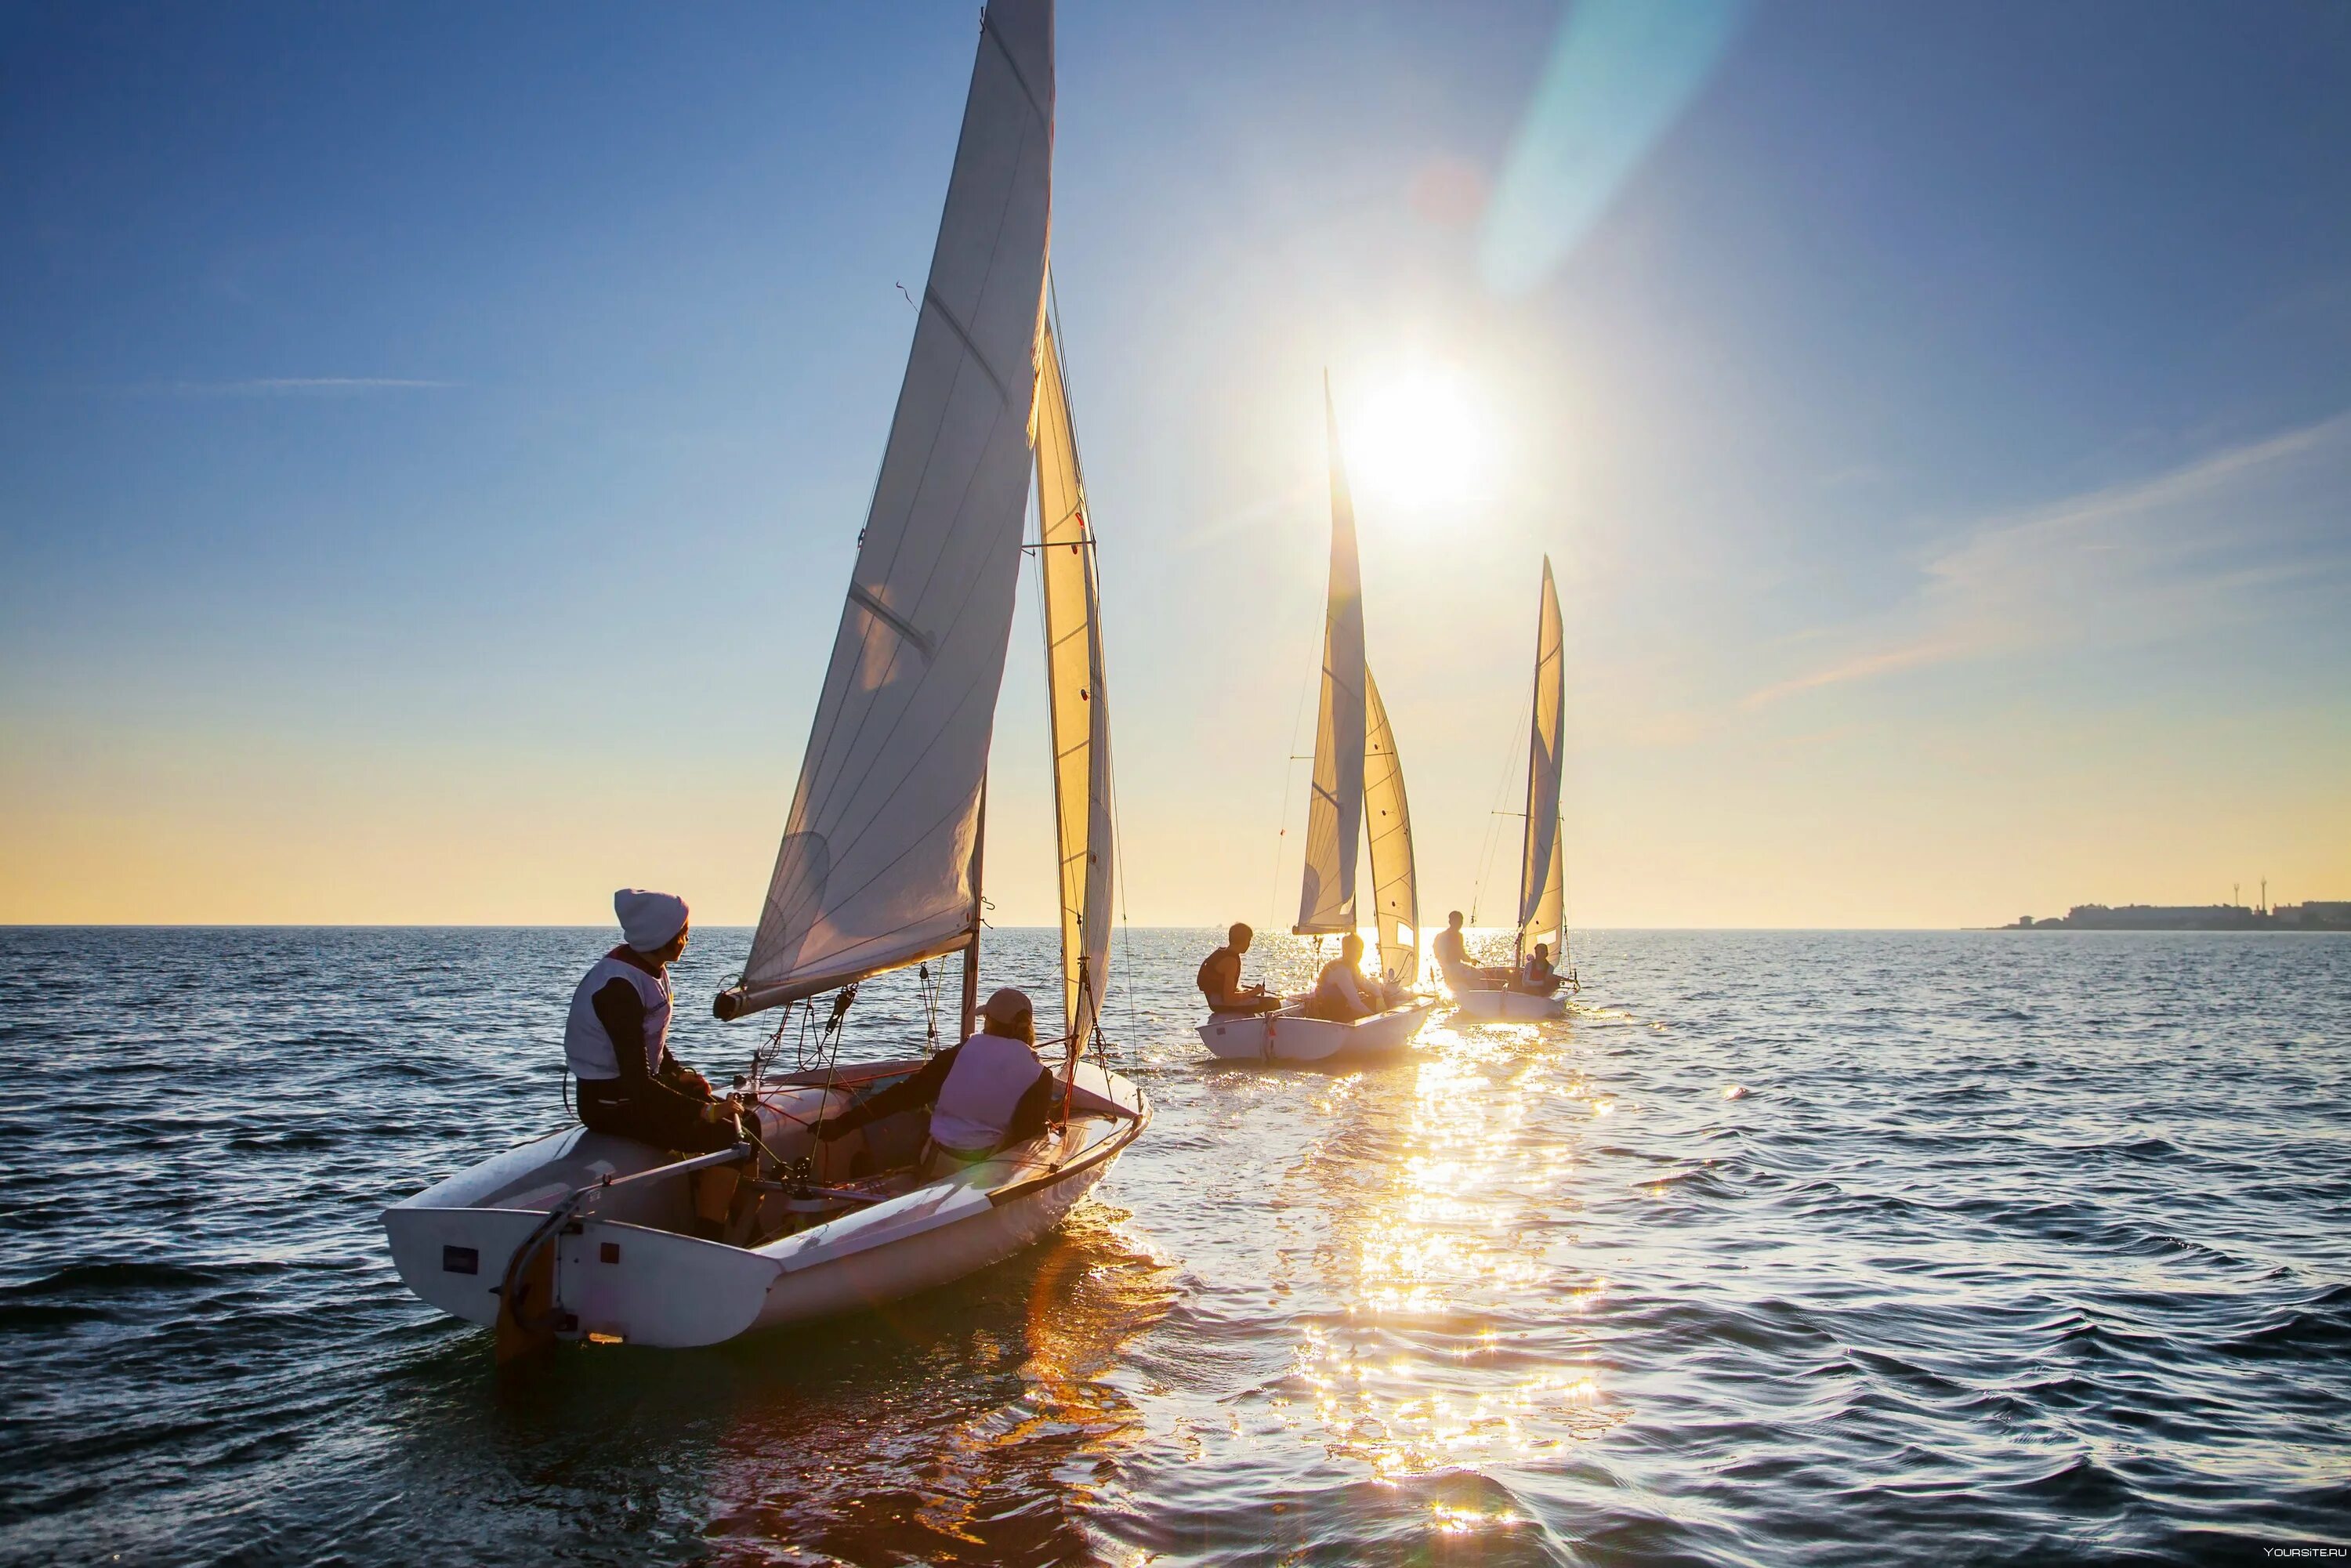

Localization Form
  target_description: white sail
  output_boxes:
[1523,813,1566,966]
[1032,308,1113,1056]
[1363,664,1419,987]
[727,0,1056,1016]
[1296,376,1367,936]
[1516,556,1565,958]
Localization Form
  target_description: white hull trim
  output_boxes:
[1451,987,1567,1021]
[1196,1000,1433,1064]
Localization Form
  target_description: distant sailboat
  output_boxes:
[1197,381,1435,1064]
[1454,558,1574,1021]
[385,0,1147,1350]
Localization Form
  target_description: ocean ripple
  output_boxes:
[0,926,2346,1563]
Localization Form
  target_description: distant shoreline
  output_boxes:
[2002,902,2350,933]
[3,922,2346,936]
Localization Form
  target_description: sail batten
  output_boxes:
[1295,376,1367,936]
[1032,309,1113,1056]
[730,0,1056,1016]
[1516,557,1566,960]
[1363,665,1419,987]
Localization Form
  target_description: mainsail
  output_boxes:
[723,0,1056,1017]
[1516,556,1566,961]
[1295,376,1367,936]
[1363,664,1419,987]
[1031,307,1113,1056]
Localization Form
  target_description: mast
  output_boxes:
[961,782,986,1039]
[1295,372,1368,937]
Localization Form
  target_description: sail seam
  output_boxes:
[785,151,1031,818]
[773,650,1003,929]
[804,501,1012,858]
[846,582,936,662]
[981,11,1049,129]
[853,98,1041,610]
[773,656,1002,921]
[923,286,1015,405]
[787,375,1016,860]
[751,603,1005,985]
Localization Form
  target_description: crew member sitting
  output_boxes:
[1197,922,1281,1015]
[820,987,1056,1168]
[564,889,746,1239]
[1514,942,1565,996]
[1432,910,1509,993]
[1303,932,1381,1022]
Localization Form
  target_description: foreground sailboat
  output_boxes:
[1197,385,1435,1065]
[385,0,1146,1351]
[1454,559,1574,1021]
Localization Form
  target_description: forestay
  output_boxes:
[1296,376,1367,936]
[1363,666,1419,987]
[1031,310,1114,1056]
[1516,556,1566,960]
[726,0,1056,1016]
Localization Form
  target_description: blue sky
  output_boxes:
[2,0,2346,926]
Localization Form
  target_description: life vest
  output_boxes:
[1433,928,1469,973]
[1196,947,1238,999]
[930,1030,1047,1154]
[1316,959,1372,1012]
[563,948,671,1082]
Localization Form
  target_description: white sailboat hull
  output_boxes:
[1196,1000,1433,1064]
[751,1146,1114,1329]
[383,1059,1147,1349]
[1451,987,1567,1022]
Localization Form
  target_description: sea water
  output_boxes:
[1,927,2345,1565]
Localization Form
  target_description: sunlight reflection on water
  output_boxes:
[1264,1022,1627,1493]
[4,927,2347,1565]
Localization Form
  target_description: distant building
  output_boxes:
[2008,900,2349,932]
[2063,904,2259,929]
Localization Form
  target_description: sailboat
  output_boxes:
[1196,382,1436,1064]
[1453,558,1574,1021]
[383,0,1147,1351]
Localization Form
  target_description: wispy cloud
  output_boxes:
[1744,410,2351,708]
[128,377,458,397]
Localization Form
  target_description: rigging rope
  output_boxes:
[1265,657,1315,930]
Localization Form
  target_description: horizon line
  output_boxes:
[3,922,2337,935]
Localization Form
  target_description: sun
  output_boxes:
[1342,363,1496,516]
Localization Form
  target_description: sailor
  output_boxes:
[1197,922,1281,1015]
[564,889,746,1238]
[819,987,1057,1168]
[1516,942,1564,996]
[1304,932,1379,1022]
[1431,911,1509,992]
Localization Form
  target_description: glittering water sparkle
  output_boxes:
[2,927,2346,1564]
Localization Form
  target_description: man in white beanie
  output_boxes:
[564,889,746,1237]
[817,987,1056,1169]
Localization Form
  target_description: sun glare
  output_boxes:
[1343,364,1496,516]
